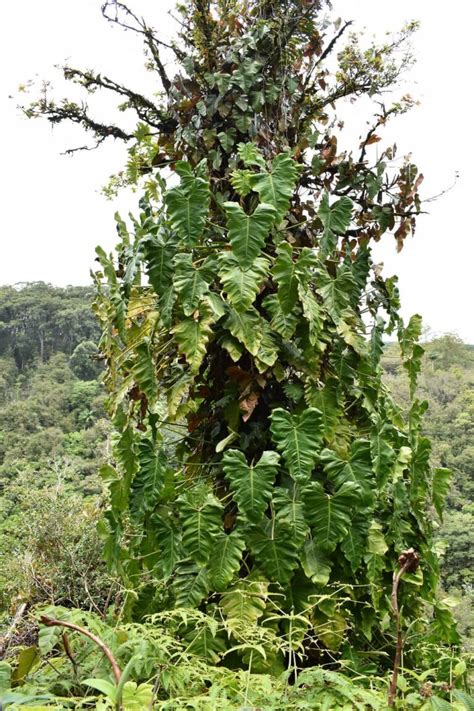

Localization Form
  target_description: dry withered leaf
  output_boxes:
[240,391,259,422]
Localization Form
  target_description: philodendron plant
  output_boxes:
[37,0,454,681]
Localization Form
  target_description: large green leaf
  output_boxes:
[0,661,11,693]
[453,691,474,711]
[318,192,353,255]
[299,285,325,346]
[336,313,368,356]
[411,435,431,501]
[173,561,210,608]
[209,531,246,591]
[231,168,256,197]
[398,313,423,356]
[432,467,452,521]
[250,152,300,220]
[115,425,138,480]
[370,317,385,367]
[223,201,276,268]
[364,550,387,612]
[431,602,461,645]
[254,322,279,371]
[237,142,266,169]
[220,578,268,624]
[11,646,40,685]
[320,440,374,505]
[223,307,262,356]
[122,241,145,297]
[173,253,215,316]
[150,513,182,578]
[132,341,156,401]
[247,519,300,584]
[172,305,215,373]
[143,233,176,298]
[262,293,299,339]
[222,450,280,523]
[317,265,356,325]
[398,314,424,396]
[272,243,298,314]
[304,481,360,552]
[272,244,318,315]
[178,490,223,565]
[218,254,270,311]
[301,540,332,585]
[340,514,370,571]
[130,440,166,521]
[370,428,396,488]
[220,333,244,362]
[366,520,388,556]
[157,283,175,328]
[165,161,210,246]
[270,407,323,482]
[273,487,309,546]
[304,378,340,440]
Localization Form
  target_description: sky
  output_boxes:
[0,1,473,341]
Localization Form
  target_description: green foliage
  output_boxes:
[382,335,474,650]
[130,440,167,521]
[224,201,276,268]
[0,287,110,628]
[304,480,360,552]
[164,161,210,246]
[0,283,100,371]
[270,408,322,482]
[83,2,454,693]
[12,0,473,707]
[272,244,317,315]
[0,348,108,488]
[0,485,112,615]
[1,606,471,710]
[249,151,301,220]
[69,340,102,381]
[319,192,353,256]
[222,449,279,523]
[173,253,215,316]
[247,519,299,583]
[321,439,375,504]
[209,531,246,592]
[172,305,216,373]
[179,488,223,565]
[218,254,270,312]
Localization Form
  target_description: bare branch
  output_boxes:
[61,140,106,156]
[23,98,134,143]
[388,549,420,707]
[40,614,122,685]
[101,0,185,92]
[315,20,353,68]
[0,603,27,657]
[62,66,169,130]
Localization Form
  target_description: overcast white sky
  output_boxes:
[0,1,473,341]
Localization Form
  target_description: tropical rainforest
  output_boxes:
[0,0,473,709]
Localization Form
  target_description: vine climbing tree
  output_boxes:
[26,0,458,690]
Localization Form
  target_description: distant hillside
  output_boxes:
[382,333,474,647]
[0,283,100,371]
[0,284,110,619]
